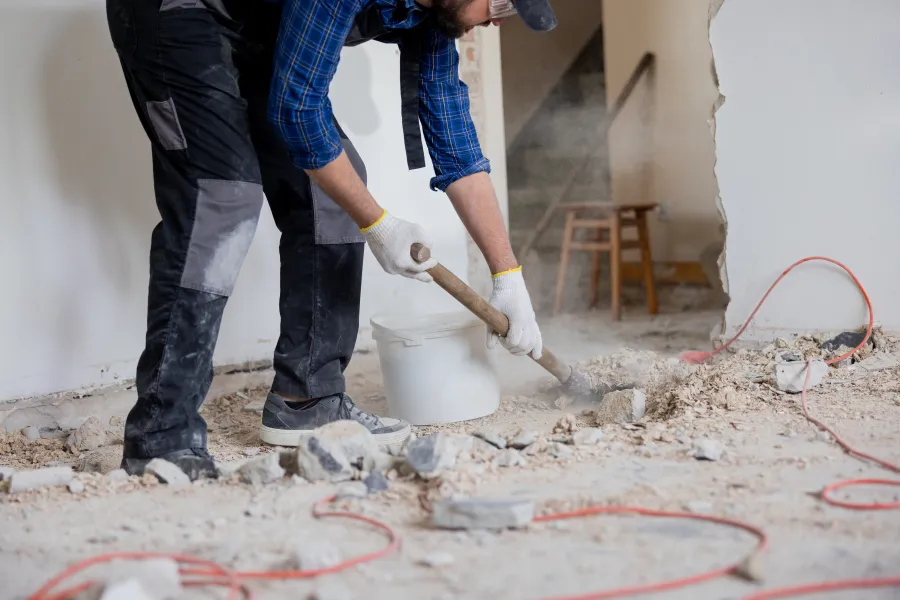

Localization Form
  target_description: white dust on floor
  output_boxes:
[2,316,900,599]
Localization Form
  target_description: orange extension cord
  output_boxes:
[26,257,900,600]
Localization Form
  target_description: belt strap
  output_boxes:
[398,29,426,170]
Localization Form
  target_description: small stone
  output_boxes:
[291,474,310,485]
[815,430,832,443]
[21,425,40,441]
[100,558,182,599]
[64,416,109,453]
[418,552,455,567]
[335,481,368,499]
[107,469,129,483]
[781,428,797,438]
[508,430,539,450]
[774,360,828,394]
[684,500,713,514]
[592,389,646,425]
[774,337,789,348]
[286,541,343,571]
[572,428,604,446]
[295,421,382,483]
[8,466,74,493]
[98,579,155,600]
[405,433,473,479]
[0,466,14,481]
[473,430,506,449]
[238,453,285,485]
[777,352,802,363]
[693,439,725,461]
[547,442,573,459]
[553,414,577,434]
[68,479,86,494]
[309,580,352,600]
[363,471,388,494]
[145,459,191,488]
[431,498,534,530]
[492,449,527,468]
[241,399,266,413]
[242,448,261,457]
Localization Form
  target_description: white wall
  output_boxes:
[712,0,900,337]
[500,0,604,144]
[603,0,721,264]
[0,0,481,400]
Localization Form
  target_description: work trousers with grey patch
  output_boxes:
[107,0,367,458]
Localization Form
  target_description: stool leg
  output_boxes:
[554,212,576,315]
[590,228,603,308]
[636,210,659,314]
[609,213,622,321]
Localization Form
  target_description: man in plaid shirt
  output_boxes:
[107,0,557,479]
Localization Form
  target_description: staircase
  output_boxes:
[506,28,610,313]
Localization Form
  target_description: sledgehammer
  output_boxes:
[410,243,600,401]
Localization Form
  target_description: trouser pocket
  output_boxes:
[310,137,368,245]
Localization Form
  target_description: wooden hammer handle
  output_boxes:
[410,243,573,384]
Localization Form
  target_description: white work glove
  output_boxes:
[360,210,438,282]
[486,267,543,359]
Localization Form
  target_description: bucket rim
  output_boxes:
[370,310,483,341]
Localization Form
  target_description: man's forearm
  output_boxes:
[446,172,518,274]
[306,151,384,228]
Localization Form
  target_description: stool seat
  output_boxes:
[554,202,659,319]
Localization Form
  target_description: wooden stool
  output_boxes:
[553,202,659,320]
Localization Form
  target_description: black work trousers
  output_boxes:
[107,0,367,458]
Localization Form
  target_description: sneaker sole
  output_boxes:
[259,423,411,448]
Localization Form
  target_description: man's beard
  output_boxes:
[431,0,477,39]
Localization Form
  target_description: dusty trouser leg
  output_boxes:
[233,4,410,448]
[107,0,263,468]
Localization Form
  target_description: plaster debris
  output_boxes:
[22,426,40,441]
[572,428,604,446]
[238,453,285,485]
[68,479,85,494]
[774,360,828,394]
[492,449,527,468]
[286,541,343,572]
[107,469,129,483]
[593,389,646,425]
[406,433,473,479]
[363,471,388,494]
[431,498,534,530]
[684,500,713,514]
[8,466,74,493]
[473,429,506,449]
[857,352,900,372]
[0,466,14,481]
[64,416,109,453]
[508,430,539,450]
[145,459,191,488]
[294,420,382,483]
[418,551,455,568]
[553,414,577,434]
[335,481,369,499]
[693,439,725,462]
[815,430,832,443]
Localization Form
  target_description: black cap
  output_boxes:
[515,0,557,32]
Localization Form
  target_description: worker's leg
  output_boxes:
[107,0,264,475]
[233,2,410,447]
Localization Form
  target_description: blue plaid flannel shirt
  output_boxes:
[268,0,491,192]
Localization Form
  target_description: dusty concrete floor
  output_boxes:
[2,309,900,600]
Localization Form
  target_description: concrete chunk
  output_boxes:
[101,558,182,599]
[774,359,828,393]
[0,466,14,482]
[145,459,190,488]
[64,416,109,453]
[572,428,604,446]
[8,466,73,493]
[857,352,900,372]
[294,421,381,483]
[107,469,129,483]
[405,433,473,479]
[507,430,538,450]
[693,439,725,461]
[432,498,534,530]
[99,579,155,600]
[22,426,40,441]
[238,453,285,485]
[492,449,527,468]
[473,429,506,449]
[593,389,646,425]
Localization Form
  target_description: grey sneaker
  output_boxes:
[259,392,411,447]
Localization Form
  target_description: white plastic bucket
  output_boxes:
[370,311,500,425]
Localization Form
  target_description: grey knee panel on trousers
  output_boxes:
[311,138,367,245]
[181,180,264,296]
